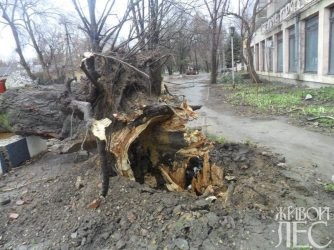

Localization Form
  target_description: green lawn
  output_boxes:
[220,80,334,128]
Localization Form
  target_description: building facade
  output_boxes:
[251,0,334,85]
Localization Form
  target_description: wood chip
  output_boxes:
[225,175,237,181]
[9,213,19,219]
[88,199,100,209]
[16,199,25,206]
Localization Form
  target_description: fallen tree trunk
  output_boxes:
[0,85,66,138]
[0,77,96,138]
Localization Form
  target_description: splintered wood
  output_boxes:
[73,51,226,196]
[109,101,224,195]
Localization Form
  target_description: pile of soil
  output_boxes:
[1,141,333,249]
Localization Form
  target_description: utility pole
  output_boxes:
[230,26,235,88]
[238,0,244,71]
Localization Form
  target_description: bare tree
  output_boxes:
[129,0,173,94]
[1,0,67,81]
[19,0,59,80]
[158,7,197,74]
[36,26,74,80]
[228,0,271,83]
[174,25,194,74]
[190,13,211,73]
[129,0,194,94]
[129,0,173,51]
[204,0,230,84]
[71,0,129,52]
[0,0,36,80]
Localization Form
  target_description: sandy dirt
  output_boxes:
[0,74,333,250]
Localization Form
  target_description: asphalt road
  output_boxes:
[166,74,334,183]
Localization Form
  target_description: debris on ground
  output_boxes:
[88,199,101,209]
[1,55,334,249]
[8,213,19,219]
[0,198,10,206]
[304,93,313,100]
[0,143,333,249]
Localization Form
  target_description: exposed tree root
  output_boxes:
[60,51,227,197]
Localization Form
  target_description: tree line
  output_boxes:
[0,0,270,85]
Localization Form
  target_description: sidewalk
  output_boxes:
[166,74,334,182]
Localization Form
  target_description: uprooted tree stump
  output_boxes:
[0,51,227,198]
[60,51,227,197]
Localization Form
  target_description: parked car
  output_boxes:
[185,67,198,75]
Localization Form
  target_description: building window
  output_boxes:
[251,46,254,67]
[261,40,265,71]
[267,38,273,72]
[289,26,297,72]
[277,32,283,72]
[305,15,318,73]
[329,9,334,74]
[256,44,259,70]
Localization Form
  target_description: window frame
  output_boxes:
[329,9,334,74]
[255,43,260,71]
[304,15,319,73]
[276,32,283,72]
[261,40,266,71]
[288,26,297,73]
[267,37,273,72]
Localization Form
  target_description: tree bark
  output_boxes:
[149,61,162,95]
[0,86,66,138]
[205,60,210,73]
[210,38,218,84]
[210,4,218,84]
[97,139,109,196]
[205,0,228,84]
[245,38,260,83]
[87,0,101,52]
[167,65,173,75]
[194,49,199,72]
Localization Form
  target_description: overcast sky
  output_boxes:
[0,0,129,61]
[0,22,19,61]
[0,0,237,62]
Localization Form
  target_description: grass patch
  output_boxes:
[207,134,226,144]
[220,72,250,85]
[222,83,334,128]
[0,113,11,131]
[243,139,256,146]
[324,183,334,192]
[290,247,312,250]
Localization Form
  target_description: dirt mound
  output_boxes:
[0,141,318,250]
